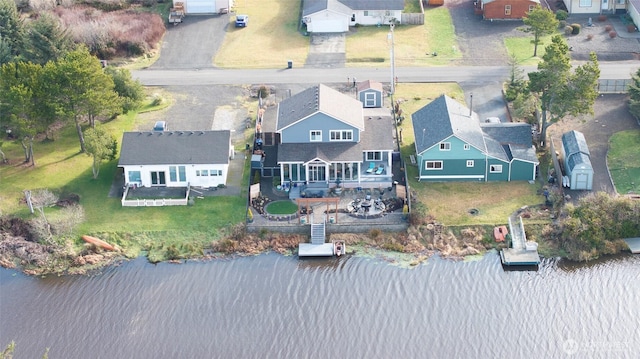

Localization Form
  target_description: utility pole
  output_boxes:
[388,23,395,95]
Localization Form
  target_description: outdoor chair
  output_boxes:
[375,166,384,175]
[365,162,376,173]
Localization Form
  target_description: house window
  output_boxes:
[210,170,222,176]
[351,14,355,21]
[579,0,592,6]
[169,166,177,182]
[467,160,474,167]
[425,161,443,170]
[128,171,141,183]
[464,144,470,150]
[528,5,535,11]
[364,11,369,16]
[366,151,382,161]
[201,170,208,176]
[505,5,511,15]
[364,93,376,107]
[178,166,186,181]
[330,130,353,141]
[617,0,624,4]
[490,165,503,173]
[439,142,451,151]
[385,10,391,16]
[310,130,322,142]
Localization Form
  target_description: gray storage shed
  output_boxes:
[561,130,594,190]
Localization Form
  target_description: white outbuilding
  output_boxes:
[561,130,594,191]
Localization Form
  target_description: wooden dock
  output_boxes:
[500,216,540,266]
[624,237,640,254]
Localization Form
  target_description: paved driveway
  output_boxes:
[305,33,346,68]
[152,14,230,69]
[549,94,640,197]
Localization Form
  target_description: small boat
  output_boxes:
[82,235,117,251]
[493,226,508,242]
[333,240,346,256]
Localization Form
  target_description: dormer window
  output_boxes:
[439,142,451,151]
[310,130,322,142]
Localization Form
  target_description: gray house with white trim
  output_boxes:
[118,130,233,188]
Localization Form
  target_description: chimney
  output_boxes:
[469,93,473,116]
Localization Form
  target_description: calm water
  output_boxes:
[1,252,639,358]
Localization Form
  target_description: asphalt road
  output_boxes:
[132,62,640,86]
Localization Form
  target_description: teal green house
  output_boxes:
[411,95,539,182]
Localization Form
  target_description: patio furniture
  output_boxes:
[375,166,384,175]
[366,162,376,173]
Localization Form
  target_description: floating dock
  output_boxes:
[500,216,540,266]
[298,243,335,257]
[624,237,640,254]
[299,222,333,257]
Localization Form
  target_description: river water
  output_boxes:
[1,252,639,358]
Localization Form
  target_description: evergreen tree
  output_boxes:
[522,6,559,57]
[627,68,640,120]
[105,67,144,114]
[43,46,120,152]
[528,36,600,147]
[22,12,74,65]
[0,0,25,61]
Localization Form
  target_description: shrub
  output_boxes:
[151,93,163,106]
[559,20,567,29]
[571,23,581,34]
[587,34,594,40]
[258,85,269,99]
[609,31,617,38]
[369,228,381,239]
[555,10,568,21]
[627,24,637,33]
[564,25,574,35]
[605,25,613,32]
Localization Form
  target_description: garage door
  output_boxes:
[186,0,216,14]
[311,19,346,33]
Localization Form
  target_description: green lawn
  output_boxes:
[504,34,553,66]
[0,92,247,261]
[346,6,460,67]
[265,200,298,214]
[608,129,640,195]
[392,83,542,225]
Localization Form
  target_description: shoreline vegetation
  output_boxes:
[2,3,640,275]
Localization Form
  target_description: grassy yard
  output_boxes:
[504,34,552,66]
[608,129,640,195]
[346,7,460,67]
[0,91,247,261]
[215,0,309,68]
[392,83,542,225]
[215,0,460,68]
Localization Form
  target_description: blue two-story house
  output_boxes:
[412,95,538,182]
[262,84,395,191]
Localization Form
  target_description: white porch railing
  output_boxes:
[121,184,191,207]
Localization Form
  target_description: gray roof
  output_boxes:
[340,0,404,10]
[118,130,230,166]
[303,0,403,16]
[412,95,486,155]
[481,123,534,147]
[567,152,593,171]
[357,80,383,93]
[303,0,351,17]
[276,84,364,132]
[277,115,395,163]
[562,130,590,157]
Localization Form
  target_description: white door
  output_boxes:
[575,173,588,190]
[186,0,216,14]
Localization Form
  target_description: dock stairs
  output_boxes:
[310,222,326,244]
[499,215,540,266]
